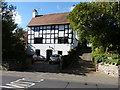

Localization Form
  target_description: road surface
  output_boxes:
[0,71,119,89]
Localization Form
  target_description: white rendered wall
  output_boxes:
[27,44,72,58]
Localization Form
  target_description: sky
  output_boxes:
[8,1,90,30]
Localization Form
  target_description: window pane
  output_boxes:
[59,25,64,30]
[34,38,43,44]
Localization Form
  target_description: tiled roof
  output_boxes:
[27,12,70,26]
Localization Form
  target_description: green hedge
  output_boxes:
[62,49,77,69]
[92,53,120,65]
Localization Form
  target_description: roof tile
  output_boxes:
[27,12,70,26]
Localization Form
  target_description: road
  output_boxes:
[0,71,119,89]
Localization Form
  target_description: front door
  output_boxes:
[46,49,52,60]
[36,49,40,56]
[58,51,62,55]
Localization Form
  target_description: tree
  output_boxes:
[2,2,26,61]
[2,2,17,58]
[68,2,120,54]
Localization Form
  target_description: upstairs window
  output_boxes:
[58,37,68,44]
[34,37,43,44]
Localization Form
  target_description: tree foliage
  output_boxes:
[68,2,120,54]
[2,2,26,60]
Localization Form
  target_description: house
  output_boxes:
[27,9,78,60]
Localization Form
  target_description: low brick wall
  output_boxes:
[96,62,119,77]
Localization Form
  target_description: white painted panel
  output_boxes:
[65,34,68,37]
[43,35,46,38]
[51,39,54,43]
[59,25,64,30]
[65,30,68,33]
[55,30,58,33]
[59,32,64,37]
[31,31,34,34]
[28,31,31,34]
[35,32,38,37]
[28,35,31,39]
[68,39,71,43]
[31,40,34,44]
[40,30,42,33]
[31,35,34,39]
[51,30,54,33]
[28,40,30,43]
[55,39,58,43]
[40,34,42,37]
[43,30,46,33]
[69,34,72,38]
[46,39,50,43]
[47,35,50,38]
[69,29,72,33]
[47,30,50,33]
[55,34,58,37]
[42,39,45,43]
[51,35,54,38]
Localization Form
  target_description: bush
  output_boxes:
[92,53,120,65]
[62,49,77,69]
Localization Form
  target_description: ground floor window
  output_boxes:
[35,49,40,56]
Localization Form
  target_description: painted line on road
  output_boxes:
[22,78,44,83]
[1,78,44,89]
[0,85,14,88]
[6,84,25,88]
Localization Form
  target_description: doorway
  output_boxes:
[46,49,52,60]
[36,49,40,56]
[58,51,62,55]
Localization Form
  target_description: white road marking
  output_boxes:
[6,84,25,88]
[1,78,44,88]
[40,79,44,82]
[22,78,44,83]
[0,85,14,88]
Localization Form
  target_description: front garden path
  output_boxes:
[61,47,111,77]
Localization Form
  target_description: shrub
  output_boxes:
[93,53,120,65]
[62,48,77,69]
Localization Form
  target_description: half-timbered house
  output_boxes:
[27,9,78,60]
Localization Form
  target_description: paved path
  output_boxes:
[61,48,98,76]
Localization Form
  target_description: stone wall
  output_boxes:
[96,62,119,77]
